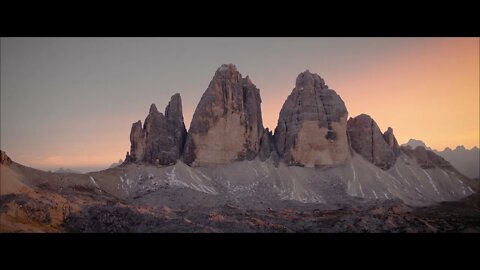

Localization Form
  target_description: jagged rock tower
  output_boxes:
[183,64,272,166]
[126,93,187,165]
[273,70,350,167]
[346,114,400,169]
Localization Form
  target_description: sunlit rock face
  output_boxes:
[127,93,187,165]
[183,64,266,166]
[274,70,350,167]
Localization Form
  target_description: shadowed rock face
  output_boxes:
[183,64,265,166]
[258,128,276,161]
[1,150,12,166]
[127,94,187,165]
[347,114,397,169]
[383,127,401,156]
[274,70,349,167]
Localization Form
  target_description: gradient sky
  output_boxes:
[1,38,478,172]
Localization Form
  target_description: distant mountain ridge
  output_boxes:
[402,140,479,179]
[402,139,432,150]
[54,167,80,174]
[435,146,479,179]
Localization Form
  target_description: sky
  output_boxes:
[1,37,478,172]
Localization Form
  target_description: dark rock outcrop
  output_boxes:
[0,150,12,166]
[128,94,187,165]
[258,128,275,161]
[273,70,350,167]
[183,64,265,166]
[383,127,401,156]
[347,114,397,169]
[128,121,146,162]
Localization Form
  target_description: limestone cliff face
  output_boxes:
[347,114,397,169]
[183,64,265,166]
[127,94,187,165]
[273,70,350,167]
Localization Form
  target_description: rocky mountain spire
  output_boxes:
[183,64,266,166]
[127,93,187,165]
[383,127,401,156]
[347,114,397,169]
[164,93,187,156]
[273,70,350,167]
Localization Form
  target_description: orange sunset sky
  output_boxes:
[1,38,478,172]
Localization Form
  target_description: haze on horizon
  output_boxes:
[1,37,478,172]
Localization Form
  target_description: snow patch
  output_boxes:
[197,170,212,181]
[423,170,440,195]
[252,167,259,177]
[359,183,365,198]
[261,163,269,174]
[395,165,411,186]
[350,163,357,182]
[89,176,100,188]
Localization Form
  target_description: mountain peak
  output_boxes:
[403,139,428,149]
[347,114,398,169]
[295,70,327,89]
[149,103,159,114]
[274,69,348,167]
[216,64,238,74]
[128,96,187,165]
[455,145,466,151]
[165,93,184,122]
[184,64,264,166]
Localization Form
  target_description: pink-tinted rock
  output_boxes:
[183,64,265,166]
[273,70,350,167]
[383,127,401,156]
[347,114,396,169]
